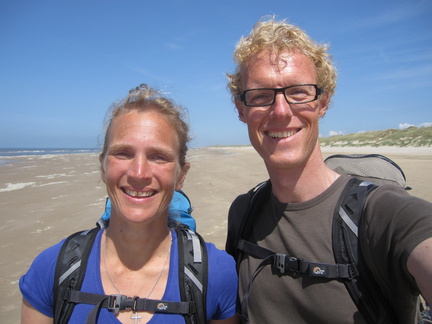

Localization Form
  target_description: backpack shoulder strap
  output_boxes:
[53,224,102,324]
[176,225,208,324]
[226,180,271,265]
[332,177,377,265]
[53,220,208,324]
[332,177,397,323]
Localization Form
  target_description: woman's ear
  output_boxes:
[99,155,106,184]
[175,162,190,190]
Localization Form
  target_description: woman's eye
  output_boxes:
[153,155,168,162]
[111,151,132,159]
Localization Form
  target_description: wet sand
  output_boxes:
[1,146,431,322]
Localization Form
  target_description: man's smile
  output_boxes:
[266,129,300,139]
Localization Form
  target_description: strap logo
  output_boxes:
[312,266,326,276]
[157,303,168,311]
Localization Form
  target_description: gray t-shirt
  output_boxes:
[235,175,432,323]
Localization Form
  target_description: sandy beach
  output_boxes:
[1,146,431,322]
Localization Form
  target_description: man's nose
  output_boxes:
[270,92,294,118]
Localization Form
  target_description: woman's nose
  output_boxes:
[128,156,151,180]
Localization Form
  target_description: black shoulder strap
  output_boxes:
[54,221,208,324]
[176,225,208,324]
[333,177,397,323]
[229,180,271,268]
[53,224,102,324]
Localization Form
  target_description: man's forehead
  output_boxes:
[243,49,312,74]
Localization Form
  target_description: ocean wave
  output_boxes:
[0,148,99,157]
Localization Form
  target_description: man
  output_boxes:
[225,16,432,323]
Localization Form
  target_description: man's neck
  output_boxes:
[266,154,337,204]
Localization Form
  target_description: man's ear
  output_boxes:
[318,92,330,118]
[235,99,247,123]
[175,162,190,190]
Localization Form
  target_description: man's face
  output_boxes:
[236,50,329,170]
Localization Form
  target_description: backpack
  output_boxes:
[53,218,208,324]
[101,190,197,231]
[227,154,423,323]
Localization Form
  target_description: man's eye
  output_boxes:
[287,89,307,96]
[286,86,314,100]
[254,94,271,100]
[248,91,273,104]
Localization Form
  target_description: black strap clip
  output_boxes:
[108,294,122,314]
[274,254,303,274]
[274,253,286,273]
[107,295,136,314]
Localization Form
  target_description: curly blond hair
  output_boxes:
[100,84,190,166]
[227,16,337,103]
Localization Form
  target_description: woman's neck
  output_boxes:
[104,218,171,269]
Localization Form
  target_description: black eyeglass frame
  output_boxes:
[239,84,323,107]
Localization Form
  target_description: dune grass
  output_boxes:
[320,126,432,147]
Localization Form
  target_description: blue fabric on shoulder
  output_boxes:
[100,190,196,231]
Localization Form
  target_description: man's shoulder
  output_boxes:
[365,181,432,214]
[226,181,271,254]
[230,180,270,209]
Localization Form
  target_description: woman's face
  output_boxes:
[101,109,189,225]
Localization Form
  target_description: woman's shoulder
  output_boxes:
[31,238,67,265]
[204,241,236,269]
[171,226,236,271]
[19,238,67,317]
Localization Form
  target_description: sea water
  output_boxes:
[0,148,99,165]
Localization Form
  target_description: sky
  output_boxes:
[1,0,431,149]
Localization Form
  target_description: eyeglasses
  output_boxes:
[239,84,323,107]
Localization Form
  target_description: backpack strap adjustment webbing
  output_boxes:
[66,290,193,317]
[240,238,356,280]
[273,253,355,279]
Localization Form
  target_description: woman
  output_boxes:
[20,84,239,323]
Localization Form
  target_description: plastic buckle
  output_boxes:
[287,257,300,272]
[107,295,135,314]
[108,295,122,314]
[132,296,139,312]
[274,253,286,274]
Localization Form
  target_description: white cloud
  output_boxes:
[399,123,415,129]
[329,130,345,137]
[418,122,432,128]
[399,122,432,129]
